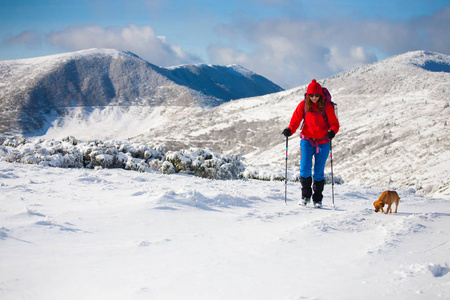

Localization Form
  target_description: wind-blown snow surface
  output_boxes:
[1,161,449,299]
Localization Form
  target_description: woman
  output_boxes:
[282,79,339,208]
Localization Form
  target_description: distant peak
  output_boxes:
[388,50,450,73]
[68,48,142,59]
[167,63,256,76]
[227,64,255,77]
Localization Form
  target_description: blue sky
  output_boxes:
[1,0,449,88]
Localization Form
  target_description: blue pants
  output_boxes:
[300,139,330,181]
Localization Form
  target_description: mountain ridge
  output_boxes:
[0,48,283,135]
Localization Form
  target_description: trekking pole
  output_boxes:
[330,139,335,209]
[284,135,288,205]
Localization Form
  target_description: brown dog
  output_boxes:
[374,191,400,214]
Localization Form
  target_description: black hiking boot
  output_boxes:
[313,179,325,207]
[300,176,312,201]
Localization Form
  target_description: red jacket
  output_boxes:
[289,100,339,143]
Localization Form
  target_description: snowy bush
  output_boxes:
[239,166,344,184]
[0,136,165,172]
[0,137,342,183]
[0,137,245,180]
[164,148,245,179]
[160,160,176,174]
[0,137,84,168]
[240,166,286,181]
[0,137,27,147]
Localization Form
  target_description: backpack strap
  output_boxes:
[321,87,332,125]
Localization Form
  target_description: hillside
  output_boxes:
[319,51,450,197]
[1,50,448,198]
[0,48,282,135]
[167,64,283,101]
[136,51,450,198]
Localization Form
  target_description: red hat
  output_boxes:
[306,79,323,97]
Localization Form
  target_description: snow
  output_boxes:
[166,63,256,78]
[2,50,447,198]
[1,49,449,299]
[228,64,256,77]
[0,137,246,179]
[1,161,449,299]
[42,106,171,141]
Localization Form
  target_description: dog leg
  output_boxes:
[385,203,392,214]
[394,200,398,213]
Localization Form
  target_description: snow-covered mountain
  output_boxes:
[1,50,449,198]
[133,50,450,198]
[0,48,282,135]
[319,51,450,198]
[167,63,282,101]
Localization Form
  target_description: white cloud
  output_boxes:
[209,19,377,88]
[326,46,377,72]
[46,24,201,67]
[416,6,450,53]
[6,30,41,46]
[4,6,448,89]
[208,7,450,88]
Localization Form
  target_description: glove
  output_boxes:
[326,130,335,140]
[282,128,292,137]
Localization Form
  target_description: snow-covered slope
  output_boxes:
[0,49,282,135]
[319,51,450,198]
[1,161,449,299]
[167,63,282,101]
[134,51,450,198]
[1,50,448,198]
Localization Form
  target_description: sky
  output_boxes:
[0,0,449,88]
